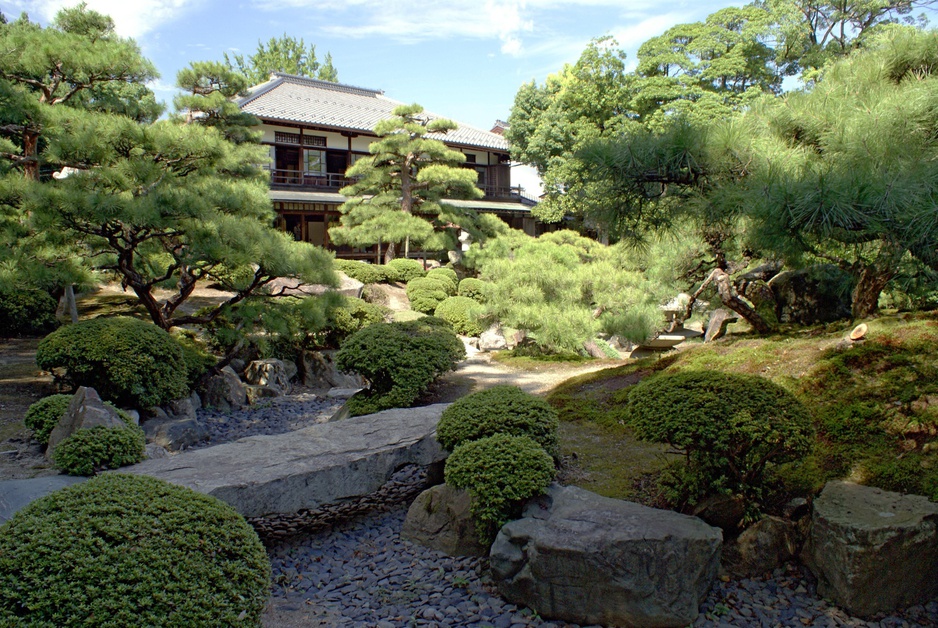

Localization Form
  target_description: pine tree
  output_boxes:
[330,104,482,263]
[224,34,338,84]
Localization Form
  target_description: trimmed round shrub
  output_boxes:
[444,433,555,542]
[434,296,485,337]
[428,266,458,285]
[386,258,426,283]
[52,423,146,476]
[0,288,58,337]
[336,317,465,416]
[23,394,72,445]
[623,371,814,508]
[407,276,455,314]
[457,277,491,303]
[36,316,188,409]
[334,259,391,284]
[0,474,271,626]
[437,385,560,455]
[328,297,388,343]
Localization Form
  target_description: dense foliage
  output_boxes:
[0,289,58,337]
[334,259,391,284]
[336,317,465,415]
[457,278,491,302]
[386,258,426,282]
[23,394,72,445]
[406,276,456,314]
[437,385,559,455]
[434,296,484,337]
[622,370,814,510]
[36,317,188,409]
[0,474,270,627]
[52,424,146,475]
[445,433,556,542]
[224,34,338,84]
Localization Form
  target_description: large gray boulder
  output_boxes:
[298,350,366,392]
[122,404,449,517]
[490,484,722,627]
[244,359,292,395]
[199,366,248,412]
[402,484,488,557]
[478,325,508,352]
[724,516,801,577]
[142,395,207,451]
[803,481,938,618]
[46,387,127,457]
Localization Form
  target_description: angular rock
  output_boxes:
[298,350,366,391]
[705,308,739,342]
[692,493,746,534]
[199,366,247,412]
[803,481,938,618]
[478,325,508,352]
[403,484,488,557]
[245,384,282,404]
[47,387,127,457]
[266,273,364,299]
[725,516,800,577]
[282,359,298,381]
[244,358,292,394]
[142,415,208,452]
[145,443,170,459]
[121,404,450,517]
[163,396,197,422]
[490,484,722,627]
[189,391,202,412]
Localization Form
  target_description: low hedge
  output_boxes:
[52,423,147,476]
[434,296,485,337]
[406,277,456,314]
[445,433,555,543]
[334,259,391,284]
[0,474,271,627]
[386,258,426,283]
[437,385,559,455]
[622,370,814,509]
[36,317,189,409]
[336,317,465,415]
[0,288,58,337]
[23,394,72,445]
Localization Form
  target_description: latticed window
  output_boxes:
[303,135,326,147]
[275,132,300,144]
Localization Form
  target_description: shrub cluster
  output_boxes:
[36,316,189,409]
[0,474,271,627]
[407,275,457,314]
[336,317,465,415]
[52,422,147,476]
[434,296,485,337]
[445,433,555,542]
[437,385,559,455]
[622,370,814,510]
[0,288,58,337]
[457,277,491,303]
[386,258,426,283]
[24,394,72,445]
[334,259,390,284]
[427,267,458,288]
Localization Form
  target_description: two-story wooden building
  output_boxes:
[236,73,541,258]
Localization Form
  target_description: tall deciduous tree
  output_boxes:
[331,104,482,263]
[225,34,339,84]
[0,7,335,334]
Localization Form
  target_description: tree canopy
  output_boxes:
[330,104,482,263]
[225,34,339,85]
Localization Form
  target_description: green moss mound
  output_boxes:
[445,433,555,542]
[0,474,270,627]
[0,288,59,337]
[386,258,426,283]
[434,296,485,337]
[437,385,559,455]
[23,394,72,445]
[406,277,455,314]
[426,267,458,288]
[36,317,188,409]
[622,370,814,509]
[337,317,465,415]
[52,423,146,476]
[334,259,390,284]
[457,278,490,303]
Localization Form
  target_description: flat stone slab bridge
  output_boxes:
[121,404,449,518]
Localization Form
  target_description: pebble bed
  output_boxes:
[199,395,938,628]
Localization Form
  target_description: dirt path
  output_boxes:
[0,338,57,480]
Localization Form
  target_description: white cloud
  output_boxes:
[609,12,688,50]
[5,0,201,39]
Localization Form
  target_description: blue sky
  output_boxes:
[4,0,762,131]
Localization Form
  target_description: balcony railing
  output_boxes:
[269,170,538,206]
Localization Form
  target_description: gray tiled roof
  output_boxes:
[237,73,510,152]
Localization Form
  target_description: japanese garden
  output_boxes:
[0,1,937,626]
